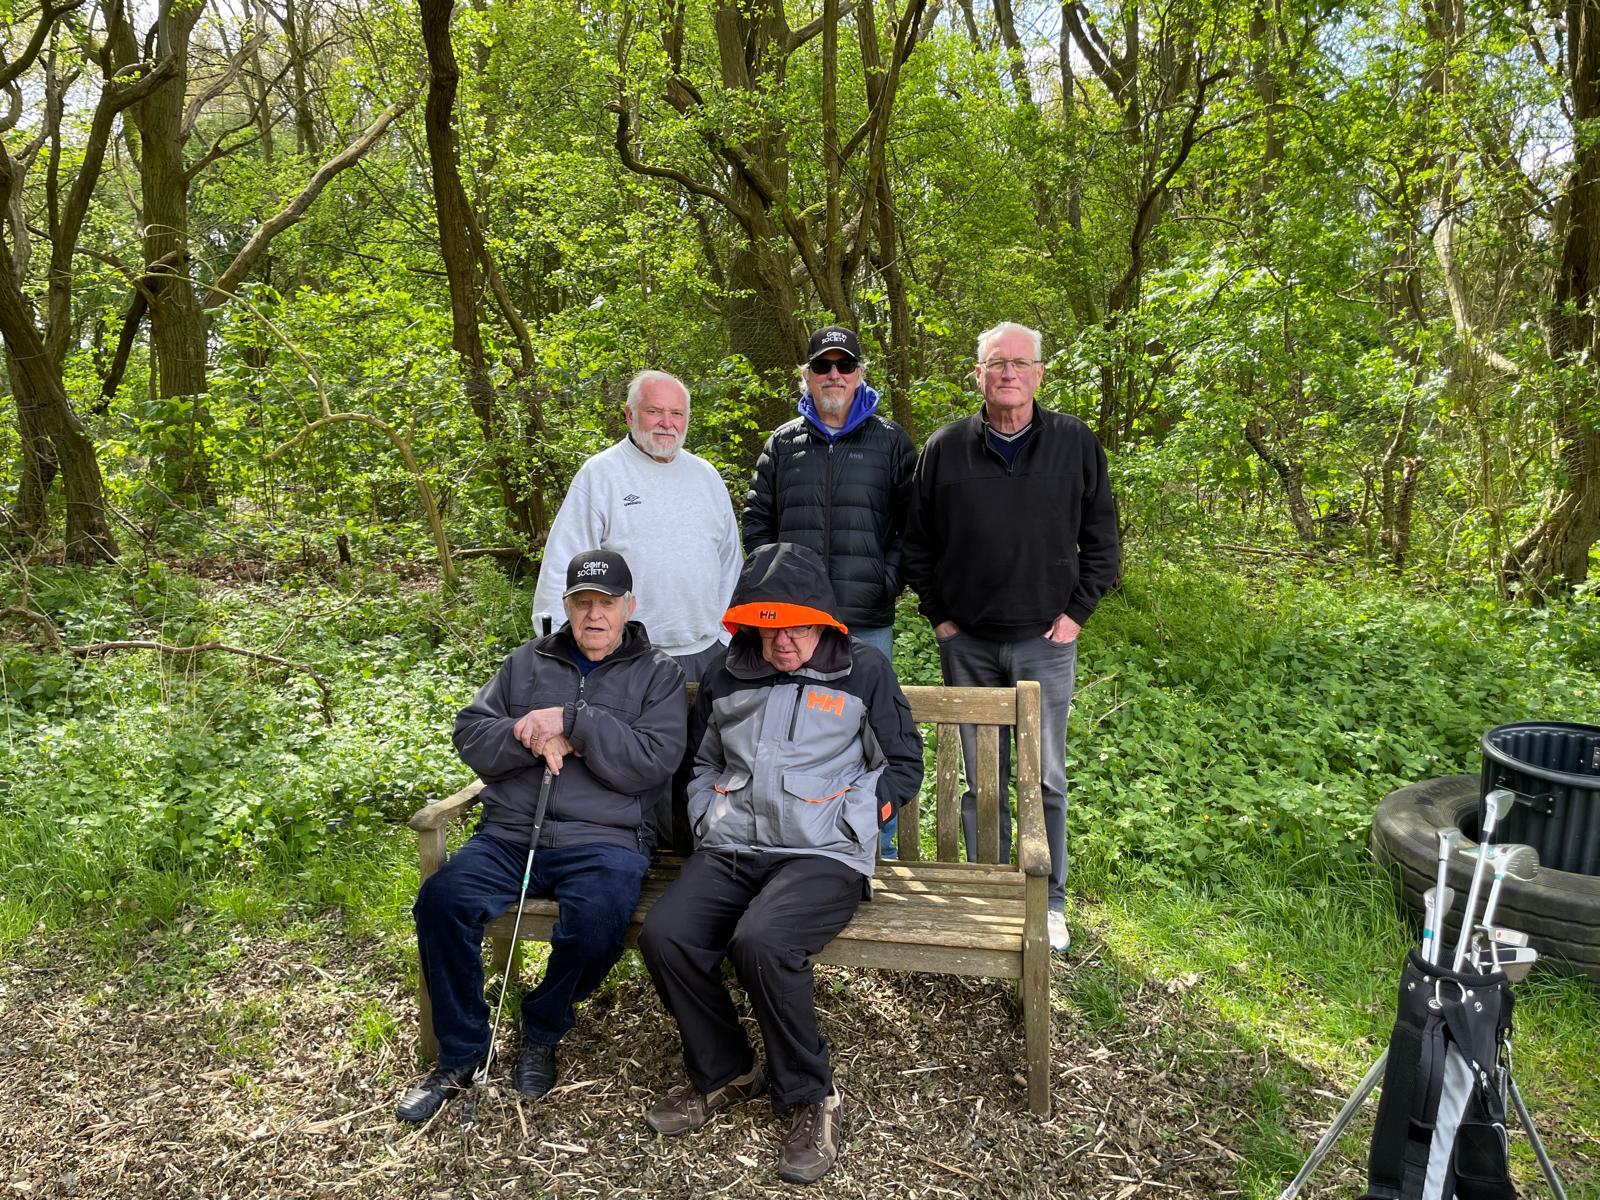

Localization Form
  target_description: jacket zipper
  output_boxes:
[822,440,836,575]
[787,681,804,740]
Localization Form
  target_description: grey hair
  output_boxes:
[625,370,691,414]
[976,321,1043,363]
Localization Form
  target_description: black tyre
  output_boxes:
[1369,774,1600,987]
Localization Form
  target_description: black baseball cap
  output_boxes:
[563,549,633,598]
[806,325,862,363]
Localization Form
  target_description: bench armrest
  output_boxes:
[1013,681,1051,877]
[410,779,485,882]
[409,779,486,832]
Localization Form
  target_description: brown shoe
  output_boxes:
[645,1064,766,1136]
[777,1085,843,1185]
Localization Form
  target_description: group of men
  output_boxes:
[396,321,1120,1185]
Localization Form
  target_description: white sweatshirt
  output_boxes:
[532,437,743,656]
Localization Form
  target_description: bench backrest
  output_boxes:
[415,680,1046,879]
[897,682,1043,868]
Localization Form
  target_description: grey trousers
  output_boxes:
[937,630,1076,910]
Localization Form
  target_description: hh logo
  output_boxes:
[806,690,846,716]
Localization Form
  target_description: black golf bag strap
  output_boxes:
[1362,1017,1426,1199]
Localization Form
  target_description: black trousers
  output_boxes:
[639,849,863,1110]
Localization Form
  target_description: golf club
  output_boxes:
[461,767,557,1126]
[1450,788,1513,972]
[1480,924,1530,949]
[1479,945,1538,981]
[1425,828,1461,963]
[1422,885,1456,965]
[1477,843,1540,935]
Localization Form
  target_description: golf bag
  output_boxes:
[1360,948,1516,1200]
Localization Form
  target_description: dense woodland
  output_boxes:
[3,7,1599,1192]
[0,0,1595,592]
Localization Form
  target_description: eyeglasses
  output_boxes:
[807,357,859,376]
[756,625,819,641]
[980,357,1041,374]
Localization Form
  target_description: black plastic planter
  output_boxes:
[1480,721,1600,876]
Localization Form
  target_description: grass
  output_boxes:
[2,548,1597,1194]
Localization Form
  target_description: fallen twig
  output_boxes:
[67,639,333,724]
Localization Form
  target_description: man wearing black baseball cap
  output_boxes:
[742,325,916,858]
[398,548,687,1124]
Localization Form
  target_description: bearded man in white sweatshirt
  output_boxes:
[532,370,742,687]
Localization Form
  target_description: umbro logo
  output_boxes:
[623,493,642,507]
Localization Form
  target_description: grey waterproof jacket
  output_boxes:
[454,622,687,854]
[686,545,922,877]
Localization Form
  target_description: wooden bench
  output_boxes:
[408,681,1053,1115]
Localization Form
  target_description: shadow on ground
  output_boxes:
[1,915,1589,1199]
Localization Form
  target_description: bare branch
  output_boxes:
[206,101,409,305]
[181,26,271,139]
[68,639,333,724]
[183,113,265,182]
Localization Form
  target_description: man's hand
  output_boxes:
[514,706,566,753]
[540,733,579,774]
[1047,613,1081,644]
[934,620,961,640]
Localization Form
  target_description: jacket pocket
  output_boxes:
[781,771,861,853]
[694,769,751,843]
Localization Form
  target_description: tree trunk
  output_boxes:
[134,0,211,500]
[419,0,542,543]
[0,244,118,562]
[6,351,58,540]
[1244,417,1317,542]
[1505,0,1600,592]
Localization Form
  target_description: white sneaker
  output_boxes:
[1047,911,1070,953]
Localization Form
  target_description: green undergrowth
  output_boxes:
[3,548,1597,1193]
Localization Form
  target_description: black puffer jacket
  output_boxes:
[742,413,916,630]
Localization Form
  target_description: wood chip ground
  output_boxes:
[0,918,1585,1198]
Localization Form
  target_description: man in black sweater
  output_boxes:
[902,322,1120,953]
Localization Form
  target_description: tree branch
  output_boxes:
[206,101,408,305]
[610,102,738,211]
[181,27,272,139]
[0,0,84,92]
[68,639,333,724]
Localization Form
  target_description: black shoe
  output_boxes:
[395,1059,481,1124]
[514,1041,557,1099]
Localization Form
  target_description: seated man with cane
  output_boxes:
[396,549,687,1124]
[639,543,923,1184]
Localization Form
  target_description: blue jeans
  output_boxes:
[937,629,1077,909]
[413,831,649,1067]
[851,625,901,858]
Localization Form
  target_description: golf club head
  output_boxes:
[1421,885,1456,963]
[1481,788,1514,837]
[1479,945,1539,981]
[1479,924,1530,948]
[1501,946,1539,980]
[1493,843,1540,881]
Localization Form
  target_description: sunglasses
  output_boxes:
[807,356,859,376]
